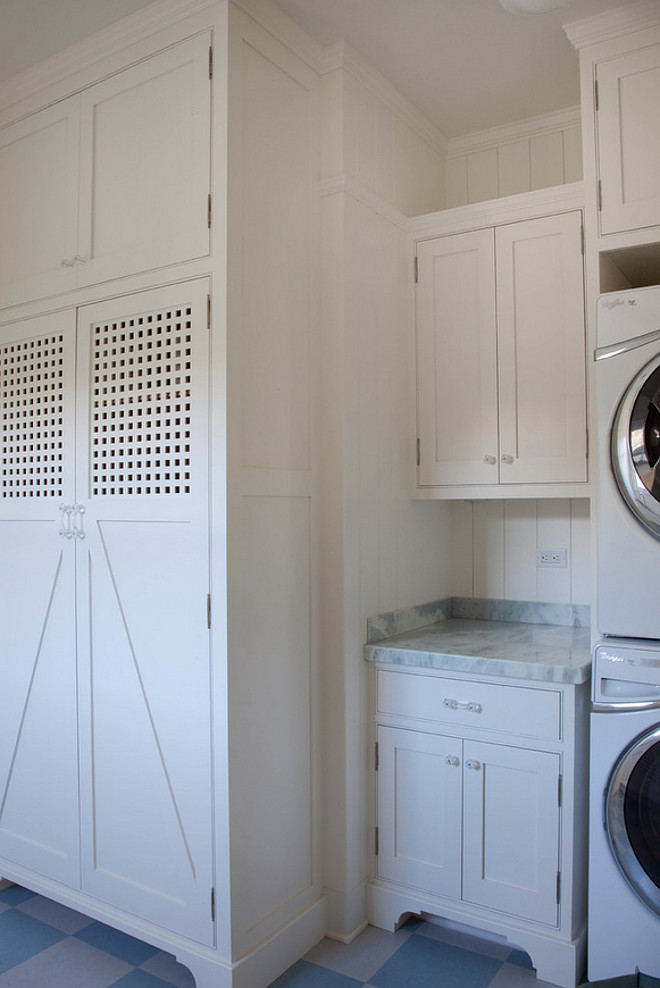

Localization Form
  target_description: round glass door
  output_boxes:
[606,724,660,915]
[612,355,660,540]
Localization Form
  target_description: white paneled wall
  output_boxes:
[450,499,591,605]
[446,108,583,208]
[321,44,447,217]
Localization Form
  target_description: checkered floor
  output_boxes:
[0,882,574,988]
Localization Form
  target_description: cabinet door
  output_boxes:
[462,740,560,926]
[77,32,211,288]
[416,230,498,486]
[0,99,79,308]
[597,43,660,235]
[0,309,80,886]
[75,281,213,944]
[377,726,462,899]
[496,211,587,485]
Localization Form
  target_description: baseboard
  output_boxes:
[323,882,368,943]
[230,896,327,988]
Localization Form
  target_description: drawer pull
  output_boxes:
[443,698,483,714]
[444,755,460,767]
[466,759,481,771]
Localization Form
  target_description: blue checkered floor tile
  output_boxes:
[0,884,569,987]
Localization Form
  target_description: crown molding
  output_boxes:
[447,105,581,158]
[564,0,660,49]
[409,181,584,236]
[232,0,326,72]
[320,40,448,158]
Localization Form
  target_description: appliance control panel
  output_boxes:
[593,640,660,706]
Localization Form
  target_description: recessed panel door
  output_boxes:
[75,280,213,944]
[377,726,462,899]
[496,211,586,485]
[0,309,80,886]
[77,32,211,288]
[462,740,560,926]
[416,229,498,487]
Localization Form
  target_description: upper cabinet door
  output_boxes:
[597,43,660,235]
[77,31,211,288]
[496,211,587,486]
[0,98,80,308]
[416,229,498,487]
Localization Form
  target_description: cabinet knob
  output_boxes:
[483,455,496,465]
[444,755,460,767]
[60,257,76,268]
[501,454,514,464]
[466,759,481,771]
[443,698,482,714]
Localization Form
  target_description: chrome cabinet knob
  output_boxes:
[483,455,496,465]
[501,454,514,464]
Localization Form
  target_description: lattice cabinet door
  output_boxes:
[0,308,80,886]
[74,280,214,944]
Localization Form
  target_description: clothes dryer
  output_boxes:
[589,641,660,981]
[594,284,660,639]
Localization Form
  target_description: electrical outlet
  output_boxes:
[535,548,568,568]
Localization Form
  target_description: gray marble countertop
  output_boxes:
[364,618,592,685]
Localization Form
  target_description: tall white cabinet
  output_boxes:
[0,2,323,987]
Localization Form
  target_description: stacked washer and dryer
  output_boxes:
[590,284,660,982]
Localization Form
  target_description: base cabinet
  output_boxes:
[371,665,588,988]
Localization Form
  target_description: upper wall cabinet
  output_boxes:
[0,31,211,310]
[596,41,660,236]
[414,198,588,499]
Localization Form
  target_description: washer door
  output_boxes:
[612,355,660,540]
[606,724,660,915]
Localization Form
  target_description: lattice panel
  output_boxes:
[1,334,65,498]
[91,305,193,496]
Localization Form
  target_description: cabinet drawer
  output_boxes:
[376,669,560,740]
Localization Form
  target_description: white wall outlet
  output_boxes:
[535,547,568,568]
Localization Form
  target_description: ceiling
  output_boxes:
[0,0,642,136]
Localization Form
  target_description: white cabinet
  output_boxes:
[377,727,560,927]
[0,32,211,310]
[371,665,588,988]
[415,208,587,496]
[0,280,214,944]
[595,42,660,237]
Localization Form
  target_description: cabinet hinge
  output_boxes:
[594,78,599,112]
[556,871,561,904]
[580,223,585,256]
[208,193,212,228]
[416,437,421,467]
[207,594,212,629]
[209,45,213,79]
[597,180,602,212]
[375,827,379,856]
[414,255,418,283]
[586,429,589,459]
[211,887,216,921]
[375,742,379,772]
[558,774,562,808]
[207,294,211,329]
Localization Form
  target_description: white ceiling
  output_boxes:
[0,0,643,136]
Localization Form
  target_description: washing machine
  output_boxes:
[589,642,660,981]
[594,283,660,639]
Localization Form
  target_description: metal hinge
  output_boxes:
[586,429,589,459]
[414,255,418,283]
[207,294,211,329]
[416,438,421,467]
[209,45,213,79]
[580,223,585,255]
[556,871,561,904]
[375,742,379,772]
[375,827,379,856]
[597,180,602,212]
[211,887,216,921]
[594,79,599,112]
[558,774,562,808]
[208,193,212,228]
[207,594,212,629]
